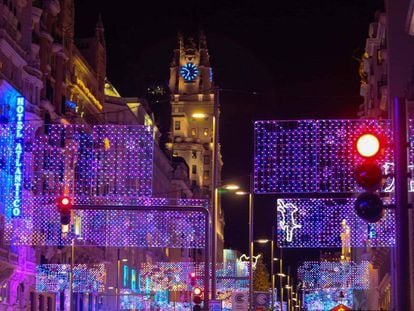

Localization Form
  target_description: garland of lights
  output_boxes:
[36,264,105,293]
[5,199,207,247]
[254,120,393,194]
[297,261,370,290]
[276,198,395,248]
[0,124,208,247]
[139,262,249,292]
[304,288,353,311]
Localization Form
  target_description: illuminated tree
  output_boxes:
[253,255,270,291]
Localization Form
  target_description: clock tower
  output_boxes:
[168,31,224,261]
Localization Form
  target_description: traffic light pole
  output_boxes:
[393,97,411,310]
[70,204,210,309]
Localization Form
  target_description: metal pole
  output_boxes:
[70,238,74,311]
[204,204,210,309]
[287,267,290,311]
[249,173,254,311]
[393,97,410,310]
[279,252,283,311]
[271,228,274,311]
[116,248,120,311]
[211,87,219,301]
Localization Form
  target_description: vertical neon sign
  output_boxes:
[11,96,25,217]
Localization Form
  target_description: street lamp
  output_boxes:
[192,87,220,303]
[221,177,254,310]
[255,233,277,311]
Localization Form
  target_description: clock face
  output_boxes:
[180,62,199,81]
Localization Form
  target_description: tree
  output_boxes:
[253,254,270,291]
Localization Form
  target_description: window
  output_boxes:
[192,165,197,174]
[203,128,209,136]
[192,150,197,159]
[174,121,181,130]
[204,155,210,165]
[16,283,24,306]
[0,282,7,303]
[191,128,197,136]
[204,170,210,179]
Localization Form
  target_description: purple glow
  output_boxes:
[5,197,207,247]
[254,120,393,194]
[36,264,105,293]
[276,198,395,248]
[298,261,370,290]
[139,262,249,292]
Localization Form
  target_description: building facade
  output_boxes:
[359,1,414,308]
[167,32,225,262]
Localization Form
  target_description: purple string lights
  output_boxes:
[36,264,105,293]
[276,198,395,248]
[254,120,393,194]
[298,261,370,290]
[0,124,209,247]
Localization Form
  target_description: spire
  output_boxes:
[95,13,105,47]
[199,30,207,49]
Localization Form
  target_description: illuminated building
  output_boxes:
[0,0,43,309]
[167,31,225,261]
[357,2,414,308]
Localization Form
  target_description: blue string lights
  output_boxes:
[298,261,370,290]
[36,264,105,293]
[276,198,395,248]
[139,261,249,292]
[304,288,353,311]
[5,198,207,247]
[0,124,208,247]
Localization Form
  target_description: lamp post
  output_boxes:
[191,87,219,302]
[249,187,254,311]
[224,177,254,311]
[277,248,285,311]
[255,237,277,311]
[211,87,219,302]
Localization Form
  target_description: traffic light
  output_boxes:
[192,286,203,311]
[58,196,72,225]
[354,133,385,222]
[190,272,196,286]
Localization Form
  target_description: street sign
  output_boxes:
[209,299,222,311]
[231,292,248,311]
[253,292,270,309]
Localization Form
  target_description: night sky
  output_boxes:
[74,0,385,279]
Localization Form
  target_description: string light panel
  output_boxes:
[36,264,105,293]
[5,198,207,247]
[254,120,393,194]
[298,261,370,290]
[139,262,249,292]
[304,288,353,311]
[276,198,395,248]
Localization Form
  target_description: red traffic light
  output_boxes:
[58,196,71,209]
[57,196,72,225]
[192,286,203,305]
[356,133,380,158]
[193,287,202,296]
[190,272,196,286]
